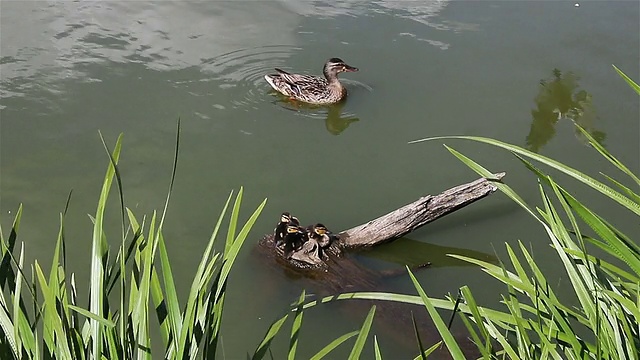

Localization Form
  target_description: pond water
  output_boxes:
[1,1,638,358]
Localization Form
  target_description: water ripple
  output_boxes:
[197,45,303,110]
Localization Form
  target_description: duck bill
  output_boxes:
[343,64,359,72]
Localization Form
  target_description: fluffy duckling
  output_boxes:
[307,223,332,248]
[274,212,299,247]
[283,224,308,259]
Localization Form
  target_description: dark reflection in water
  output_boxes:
[324,103,360,135]
[526,69,606,152]
[361,237,497,269]
[273,95,360,135]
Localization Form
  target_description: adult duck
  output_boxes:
[264,58,358,104]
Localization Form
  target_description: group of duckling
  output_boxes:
[274,212,334,259]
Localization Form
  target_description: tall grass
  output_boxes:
[0,126,269,359]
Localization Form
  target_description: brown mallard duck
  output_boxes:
[264,58,358,104]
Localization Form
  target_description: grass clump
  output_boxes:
[0,126,268,359]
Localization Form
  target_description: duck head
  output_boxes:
[280,212,291,223]
[312,223,330,236]
[323,58,358,79]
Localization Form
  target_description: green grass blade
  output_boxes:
[225,187,243,253]
[309,331,359,360]
[176,192,233,358]
[410,136,640,216]
[407,267,465,359]
[215,197,267,301]
[558,186,640,275]
[443,145,541,221]
[133,212,156,360]
[412,342,443,360]
[613,64,640,95]
[411,311,426,360]
[459,286,493,357]
[574,125,640,186]
[157,231,182,351]
[90,133,123,358]
[373,335,383,360]
[0,291,18,358]
[252,313,289,360]
[599,173,640,204]
[348,305,376,360]
[12,242,24,357]
[34,261,73,358]
[564,247,639,283]
[67,305,115,328]
[288,290,306,360]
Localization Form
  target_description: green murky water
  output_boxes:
[1,1,638,357]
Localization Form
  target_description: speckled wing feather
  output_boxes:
[268,69,328,98]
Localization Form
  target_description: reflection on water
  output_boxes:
[0,1,301,102]
[362,237,497,268]
[324,104,360,135]
[273,95,360,135]
[526,69,605,152]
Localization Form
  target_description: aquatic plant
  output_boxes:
[0,124,271,359]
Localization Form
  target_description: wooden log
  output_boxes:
[338,172,505,248]
[257,173,505,268]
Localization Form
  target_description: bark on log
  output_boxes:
[338,172,505,248]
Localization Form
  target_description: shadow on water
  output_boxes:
[361,237,497,269]
[272,94,361,135]
[526,68,606,152]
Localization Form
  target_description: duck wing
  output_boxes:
[265,68,329,100]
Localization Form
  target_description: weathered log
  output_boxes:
[257,173,504,269]
[338,172,506,248]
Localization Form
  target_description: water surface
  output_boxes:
[1,1,638,357]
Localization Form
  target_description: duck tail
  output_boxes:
[264,74,279,90]
[274,68,290,75]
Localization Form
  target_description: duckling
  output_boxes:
[307,223,332,248]
[264,58,359,105]
[274,212,299,247]
[283,224,308,259]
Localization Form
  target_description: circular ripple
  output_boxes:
[198,45,303,110]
